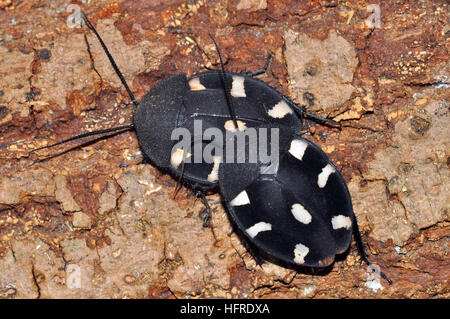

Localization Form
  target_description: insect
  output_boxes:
[219,130,392,283]
[133,69,303,189]
[30,12,391,284]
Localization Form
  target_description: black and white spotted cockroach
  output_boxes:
[31,12,391,284]
[219,131,392,282]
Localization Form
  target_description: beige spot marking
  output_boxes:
[291,203,312,224]
[230,190,250,206]
[207,156,222,182]
[189,77,206,91]
[170,148,191,169]
[289,139,308,161]
[294,243,309,264]
[331,215,352,230]
[317,164,335,188]
[231,76,246,97]
[224,120,247,132]
[268,100,293,118]
[246,222,272,238]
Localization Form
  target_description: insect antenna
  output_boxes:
[81,11,138,107]
[208,34,239,130]
[352,217,393,284]
[30,124,135,153]
[29,12,140,157]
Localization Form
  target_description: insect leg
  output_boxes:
[172,155,186,199]
[303,111,341,127]
[196,191,212,227]
[289,102,341,128]
[352,216,393,284]
[245,53,273,77]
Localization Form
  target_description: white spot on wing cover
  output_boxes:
[170,148,191,169]
[289,139,308,161]
[317,164,335,188]
[268,100,293,118]
[293,243,309,264]
[188,77,206,90]
[230,190,250,206]
[224,120,247,132]
[331,215,352,230]
[207,156,222,182]
[291,203,312,224]
[231,76,246,97]
[246,222,272,238]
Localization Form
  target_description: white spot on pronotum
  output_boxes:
[317,164,335,188]
[293,243,309,264]
[291,203,312,224]
[224,120,247,132]
[230,190,250,206]
[207,156,222,182]
[331,215,352,230]
[170,148,191,169]
[267,100,293,118]
[246,222,272,238]
[188,77,206,90]
[231,76,246,97]
[289,139,308,161]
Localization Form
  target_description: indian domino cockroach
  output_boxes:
[29,12,391,284]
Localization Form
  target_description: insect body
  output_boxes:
[133,71,302,189]
[220,134,354,268]
[219,128,392,283]
[30,12,391,284]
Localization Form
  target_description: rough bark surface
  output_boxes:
[0,0,448,298]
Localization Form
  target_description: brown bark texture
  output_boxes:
[0,0,448,298]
